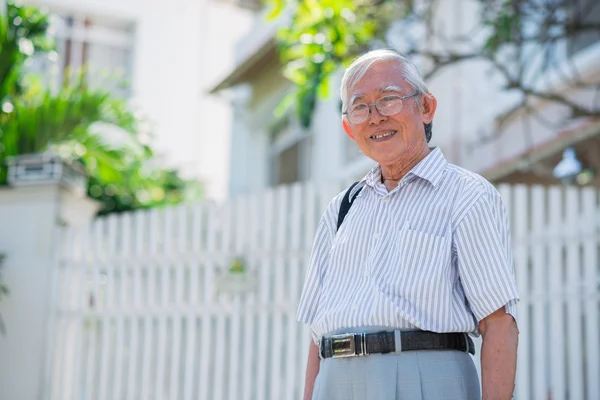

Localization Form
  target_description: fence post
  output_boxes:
[0,156,98,400]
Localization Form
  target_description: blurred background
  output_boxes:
[0,0,599,399]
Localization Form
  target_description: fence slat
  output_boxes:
[241,193,259,400]
[513,185,530,400]
[285,183,303,400]
[199,202,218,400]
[548,187,566,400]
[213,201,231,400]
[140,210,158,400]
[112,214,129,400]
[565,188,584,400]
[126,211,145,399]
[531,186,548,398]
[256,190,275,400]
[169,206,187,400]
[98,216,117,400]
[298,182,317,391]
[226,198,244,400]
[154,209,171,399]
[183,204,202,400]
[268,187,289,400]
[582,188,599,400]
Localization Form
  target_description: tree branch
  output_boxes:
[486,54,599,118]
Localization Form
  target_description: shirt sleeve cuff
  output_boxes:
[311,328,320,346]
[504,299,518,327]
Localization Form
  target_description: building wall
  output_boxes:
[22,0,252,200]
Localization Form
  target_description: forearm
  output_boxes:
[480,316,518,400]
[303,340,321,400]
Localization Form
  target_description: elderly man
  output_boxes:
[297,49,519,400]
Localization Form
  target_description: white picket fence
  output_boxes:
[44,183,599,400]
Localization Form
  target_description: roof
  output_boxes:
[208,37,278,94]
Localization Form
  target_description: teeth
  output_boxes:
[371,131,395,139]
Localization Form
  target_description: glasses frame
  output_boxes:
[343,92,420,124]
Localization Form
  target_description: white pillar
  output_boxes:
[0,183,99,400]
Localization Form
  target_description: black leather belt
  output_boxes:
[320,331,475,358]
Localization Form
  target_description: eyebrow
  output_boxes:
[350,84,406,105]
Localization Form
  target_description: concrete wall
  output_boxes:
[0,184,98,400]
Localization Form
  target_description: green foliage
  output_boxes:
[267,0,411,127]
[0,3,53,103]
[0,2,200,214]
[268,0,600,127]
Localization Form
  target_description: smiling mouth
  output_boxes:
[370,130,396,140]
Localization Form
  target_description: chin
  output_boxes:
[372,149,403,162]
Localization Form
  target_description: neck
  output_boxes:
[380,146,431,185]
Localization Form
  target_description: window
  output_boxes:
[28,14,135,98]
[269,117,312,186]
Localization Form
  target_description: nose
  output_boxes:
[367,104,387,125]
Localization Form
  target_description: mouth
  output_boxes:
[370,130,397,141]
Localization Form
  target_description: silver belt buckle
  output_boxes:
[330,333,367,358]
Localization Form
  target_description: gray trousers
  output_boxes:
[313,328,480,400]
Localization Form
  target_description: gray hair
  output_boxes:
[340,49,429,113]
[340,49,433,142]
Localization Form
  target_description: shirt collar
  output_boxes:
[357,147,447,193]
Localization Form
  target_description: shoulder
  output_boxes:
[445,164,505,226]
[318,185,355,232]
[445,163,502,202]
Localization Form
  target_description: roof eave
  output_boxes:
[208,38,278,94]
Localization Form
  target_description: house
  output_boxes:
[20,0,253,200]
[210,0,600,196]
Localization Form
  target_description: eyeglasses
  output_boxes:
[343,93,419,124]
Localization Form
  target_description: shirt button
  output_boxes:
[374,233,379,240]
[382,197,390,202]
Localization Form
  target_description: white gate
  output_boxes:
[45,183,600,400]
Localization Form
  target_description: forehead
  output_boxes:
[349,61,411,100]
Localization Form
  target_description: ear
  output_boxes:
[342,119,355,139]
[421,93,437,124]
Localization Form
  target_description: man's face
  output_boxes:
[343,61,437,166]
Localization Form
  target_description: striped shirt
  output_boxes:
[297,147,519,344]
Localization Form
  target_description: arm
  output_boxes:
[453,189,520,398]
[479,307,519,400]
[303,340,320,400]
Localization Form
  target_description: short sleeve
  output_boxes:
[454,191,519,325]
[296,204,338,343]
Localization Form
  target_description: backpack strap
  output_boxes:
[337,182,362,231]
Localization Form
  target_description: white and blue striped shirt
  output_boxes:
[297,148,519,343]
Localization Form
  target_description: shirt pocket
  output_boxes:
[391,225,451,300]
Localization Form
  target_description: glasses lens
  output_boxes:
[347,96,405,124]
[376,96,403,116]
[348,104,369,124]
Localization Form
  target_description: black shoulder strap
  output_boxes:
[337,182,362,231]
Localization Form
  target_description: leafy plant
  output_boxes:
[0,2,53,103]
[0,2,201,214]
